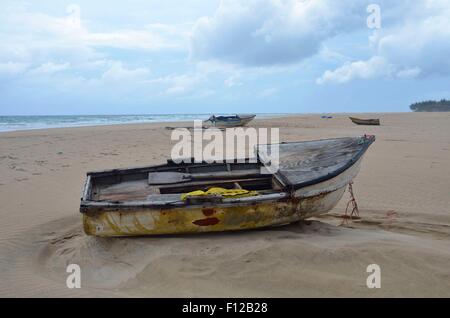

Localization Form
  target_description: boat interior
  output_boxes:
[86,160,284,203]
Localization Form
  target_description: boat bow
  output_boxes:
[257,135,375,191]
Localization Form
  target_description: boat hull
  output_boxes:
[349,117,380,126]
[83,186,346,237]
[82,157,364,236]
[204,115,256,128]
[80,137,373,237]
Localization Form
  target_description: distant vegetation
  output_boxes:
[410,99,450,112]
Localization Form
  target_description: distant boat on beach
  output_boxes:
[349,117,380,126]
[203,114,256,128]
[80,135,376,237]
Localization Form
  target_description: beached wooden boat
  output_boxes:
[203,114,256,128]
[349,117,380,126]
[80,135,375,237]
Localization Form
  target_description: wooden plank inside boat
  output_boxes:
[147,169,261,185]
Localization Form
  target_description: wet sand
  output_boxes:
[0,112,449,297]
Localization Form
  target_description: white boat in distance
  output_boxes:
[203,114,256,128]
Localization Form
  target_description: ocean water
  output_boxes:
[0,114,289,132]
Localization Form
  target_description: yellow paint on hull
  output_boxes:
[83,187,346,237]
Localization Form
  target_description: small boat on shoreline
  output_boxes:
[203,114,256,128]
[80,135,375,237]
[349,117,380,126]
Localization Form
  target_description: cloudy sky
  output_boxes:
[1,0,449,115]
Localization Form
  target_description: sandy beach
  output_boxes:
[0,112,449,297]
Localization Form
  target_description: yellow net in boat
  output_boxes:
[181,187,258,200]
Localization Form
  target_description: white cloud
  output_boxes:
[28,62,70,76]
[317,56,424,84]
[190,0,366,66]
[1,0,449,112]
[318,46,352,63]
[317,56,392,84]
[148,73,204,95]
[0,62,28,75]
[319,0,450,83]
[0,4,187,68]
[224,75,242,87]
[101,62,150,81]
[0,4,188,88]
[258,87,279,98]
[190,0,450,84]
[376,7,450,77]
[396,67,422,79]
[82,25,186,51]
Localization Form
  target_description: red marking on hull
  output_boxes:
[202,208,216,216]
[193,217,220,226]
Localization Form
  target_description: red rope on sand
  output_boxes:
[341,182,360,225]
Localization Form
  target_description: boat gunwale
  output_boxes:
[80,192,289,212]
[84,159,259,178]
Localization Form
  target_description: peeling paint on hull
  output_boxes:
[83,186,346,237]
